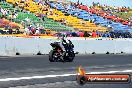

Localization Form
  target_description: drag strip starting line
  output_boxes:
[0,70,132,82]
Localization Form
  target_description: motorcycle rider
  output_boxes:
[53,33,74,51]
[53,34,68,51]
[60,33,74,51]
[54,33,73,61]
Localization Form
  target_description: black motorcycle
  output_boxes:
[49,40,75,62]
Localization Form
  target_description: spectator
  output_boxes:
[8,26,13,34]
[118,31,123,38]
[21,0,25,3]
[91,30,97,38]
[79,31,84,37]
[42,16,45,21]
[61,18,67,25]
[107,24,112,28]
[102,31,111,38]
[39,27,44,34]
[109,30,115,38]
[31,27,36,34]
[71,32,78,37]
[114,31,120,38]
[96,30,101,37]
[35,29,40,35]
[84,31,90,37]
[24,26,30,35]
[4,25,8,30]
[124,30,131,38]
[25,17,30,23]
[15,27,20,34]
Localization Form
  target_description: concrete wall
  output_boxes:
[0,36,132,56]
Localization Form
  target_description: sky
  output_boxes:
[68,0,132,8]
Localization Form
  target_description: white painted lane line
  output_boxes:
[0,74,76,82]
[0,70,132,82]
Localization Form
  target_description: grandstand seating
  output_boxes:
[0,18,23,30]
[0,3,23,30]
[48,2,132,32]
[5,0,132,33]
[0,2,24,30]
[48,2,107,32]
[5,0,107,32]
[2,1,73,32]
[77,4,132,32]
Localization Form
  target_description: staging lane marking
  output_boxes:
[0,70,132,82]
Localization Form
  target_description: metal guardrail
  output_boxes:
[0,36,132,56]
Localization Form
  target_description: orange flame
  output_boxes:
[78,66,86,76]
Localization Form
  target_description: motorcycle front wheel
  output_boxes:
[67,52,75,62]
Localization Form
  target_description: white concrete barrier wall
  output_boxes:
[0,36,132,56]
[0,37,6,56]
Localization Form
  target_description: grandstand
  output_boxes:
[77,3,132,32]
[0,1,73,33]
[5,0,107,31]
[0,0,131,37]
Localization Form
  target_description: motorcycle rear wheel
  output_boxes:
[68,52,75,62]
[49,50,58,62]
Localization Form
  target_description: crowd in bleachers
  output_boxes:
[92,2,129,13]
[49,1,131,26]
[54,30,132,38]
[0,0,132,38]
[0,1,73,35]
[47,1,107,32]
[78,2,132,26]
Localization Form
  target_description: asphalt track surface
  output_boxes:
[0,54,132,88]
